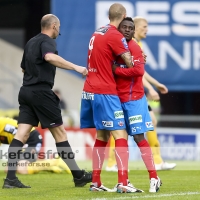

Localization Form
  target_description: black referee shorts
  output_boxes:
[21,129,43,162]
[18,84,63,129]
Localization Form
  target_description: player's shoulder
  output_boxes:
[129,39,138,46]
[108,25,123,36]
[0,117,17,126]
[129,39,142,50]
[95,25,123,37]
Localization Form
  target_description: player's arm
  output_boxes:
[144,71,168,94]
[120,52,133,68]
[143,76,160,101]
[144,71,159,86]
[113,62,144,77]
[42,39,88,76]
[44,53,88,76]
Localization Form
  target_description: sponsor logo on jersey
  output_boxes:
[132,126,142,133]
[119,64,127,68]
[146,121,153,128]
[88,66,97,73]
[129,115,142,124]
[132,127,137,133]
[114,111,124,119]
[121,37,128,49]
[118,121,124,127]
[95,26,109,35]
[82,91,94,100]
[102,121,113,127]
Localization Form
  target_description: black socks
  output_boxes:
[56,141,83,179]
[6,139,24,180]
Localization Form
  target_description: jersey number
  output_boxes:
[89,36,95,51]
[88,35,95,67]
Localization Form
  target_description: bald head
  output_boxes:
[41,14,60,30]
[133,16,148,40]
[109,3,126,21]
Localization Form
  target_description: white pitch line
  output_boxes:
[89,192,200,200]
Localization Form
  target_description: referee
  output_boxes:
[3,14,91,188]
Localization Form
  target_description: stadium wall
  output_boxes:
[0,39,84,114]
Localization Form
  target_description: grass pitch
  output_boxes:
[0,161,199,200]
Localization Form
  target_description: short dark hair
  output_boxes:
[121,17,134,23]
[119,17,134,29]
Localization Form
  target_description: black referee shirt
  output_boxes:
[21,33,58,88]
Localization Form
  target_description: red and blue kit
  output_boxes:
[115,39,145,103]
[83,24,129,95]
[114,40,153,135]
[81,25,129,130]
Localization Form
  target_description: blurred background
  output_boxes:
[0,0,199,161]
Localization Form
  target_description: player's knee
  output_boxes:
[97,130,110,142]
[49,125,67,142]
[133,133,145,144]
[154,140,160,147]
[111,129,128,140]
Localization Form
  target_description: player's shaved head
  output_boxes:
[133,16,147,26]
[133,16,148,40]
[109,3,126,21]
[41,14,59,30]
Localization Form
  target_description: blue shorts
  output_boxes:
[121,95,154,135]
[80,91,126,130]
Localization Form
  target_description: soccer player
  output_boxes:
[81,3,143,193]
[0,117,71,174]
[133,16,176,170]
[3,14,92,189]
[113,17,161,193]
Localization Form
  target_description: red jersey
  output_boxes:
[83,24,129,95]
[114,39,145,102]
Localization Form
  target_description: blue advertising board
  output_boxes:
[128,128,200,161]
[52,0,200,91]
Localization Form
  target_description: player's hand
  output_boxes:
[142,51,147,63]
[147,88,160,101]
[112,64,118,72]
[81,67,88,76]
[156,83,168,94]
[77,66,88,77]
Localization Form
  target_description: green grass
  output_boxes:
[0,161,199,200]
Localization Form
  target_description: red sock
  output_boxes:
[115,138,129,186]
[92,139,107,187]
[137,139,157,179]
